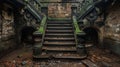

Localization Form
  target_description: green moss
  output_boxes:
[38,15,47,34]
[73,16,83,34]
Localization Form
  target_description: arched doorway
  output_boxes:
[20,26,36,45]
[83,27,100,46]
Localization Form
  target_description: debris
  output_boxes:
[21,61,27,66]
[17,55,22,58]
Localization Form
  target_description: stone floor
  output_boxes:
[0,46,120,67]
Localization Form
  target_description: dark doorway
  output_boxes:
[21,26,36,45]
[83,27,99,45]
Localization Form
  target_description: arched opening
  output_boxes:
[83,27,100,46]
[21,26,36,45]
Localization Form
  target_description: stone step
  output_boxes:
[44,41,75,45]
[43,42,75,46]
[33,52,86,60]
[47,24,72,27]
[47,21,72,24]
[42,46,76,52]
[46,30,73,33]
[44,37,75,41]
[45,33,74,37]
[47,27,72,30]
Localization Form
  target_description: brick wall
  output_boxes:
[48,3,71,18]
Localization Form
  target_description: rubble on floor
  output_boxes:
[0,46,120,67]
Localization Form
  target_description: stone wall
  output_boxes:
[0,3,16,57]
[104,3,120,41]
[0,2,39,57]
[103,2,120,55]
